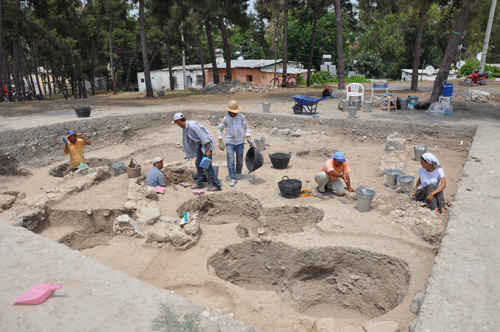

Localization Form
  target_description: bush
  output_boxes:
[310,71,336,84]
[356,50,385,78]
[297,74,306,85]
[460,58,500,76]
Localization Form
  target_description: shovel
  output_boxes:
[13,283,62,305]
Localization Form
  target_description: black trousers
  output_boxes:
[415,184,445,211]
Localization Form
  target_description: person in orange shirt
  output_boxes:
[315,151,354,196]
[63,130,91,172]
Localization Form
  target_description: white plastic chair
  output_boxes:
[346,83,364,103]
[371,83,388,104]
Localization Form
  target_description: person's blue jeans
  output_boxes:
[195,146,221,189]
[226,143,244,179]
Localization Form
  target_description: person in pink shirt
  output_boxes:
[315,151,355,196]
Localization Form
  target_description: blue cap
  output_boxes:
[67,130,76,136]
[332,151,346,162]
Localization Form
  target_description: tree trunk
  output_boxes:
[411,3,429,91]
[334,0,345,90]
[4,50,13,100]
[282,0,289,85]
[198,39,205,88]
[429,3,474,103]
[165,38,175,90]
[12,41,22,93]
[109,22,116,95]
[29,70,36,95]
[139,0,154,97]
[45,58,52,98]
[219,16,231,81]
[306,19,318,86]
[125,52,135,91]
[30,42,44,99]
[205,19,219,84]
[0,0,3,101]
[77,54,87,98]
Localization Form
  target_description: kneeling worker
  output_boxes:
[146,157,171,187]
[64,130,91,172]
[315,151,355,196]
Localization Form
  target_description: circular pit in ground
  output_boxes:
[208,241,411,318]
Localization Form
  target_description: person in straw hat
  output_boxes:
[218,100,251,187]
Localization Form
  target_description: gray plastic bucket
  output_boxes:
[414,145,427,161]
[398,175,415,194]
[340,100,349,112]
[205,165,219,187]
[356,188,376,212]
[400,98,408,111]
[348,106,358,118]
[262,102,271,113]
[352,100,361,110]
[254,137,265,151]
[111,162,126,175]
[385,169,402,189]
[363,101,372,112]
[209,115,218,126]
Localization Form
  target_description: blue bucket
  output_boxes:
[443,82,453,97]
[200,157,212,169]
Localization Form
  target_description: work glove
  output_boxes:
[219,140,225,151]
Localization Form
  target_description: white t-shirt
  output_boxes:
[417,166,445,189]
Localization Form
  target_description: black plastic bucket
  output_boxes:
[278,176,302,198]
[245,139,264,173]
[74,106,91,117]
[269,152,292,169]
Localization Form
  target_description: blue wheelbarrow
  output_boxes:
[291,95,329,115]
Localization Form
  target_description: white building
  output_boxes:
[401,69,460,82]
[137,65,205,92]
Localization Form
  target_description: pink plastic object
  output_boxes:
[193,189,204,195]
[156,186,165,194]
[13,283,62,305]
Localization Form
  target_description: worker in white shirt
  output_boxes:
[218,100,251,187]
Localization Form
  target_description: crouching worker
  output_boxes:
[146,157,171,187]
[411,152,447,215]
[315,151,355,196]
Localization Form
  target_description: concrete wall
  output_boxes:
[204,68,297,86]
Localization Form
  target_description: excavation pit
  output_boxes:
[208,241,411,319]
[49,158,114,177]
[0,107,478,332]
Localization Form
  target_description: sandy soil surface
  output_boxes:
[1,81,499,332]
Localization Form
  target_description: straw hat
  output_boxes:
[225,100,243,113]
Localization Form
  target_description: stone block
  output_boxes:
[409,293,424,314]
[113,214,144,237]
[137,207,161,226]
[471,89,490,102]
[11,209,45,230]
[0,194,16,210]
[385,138,405,151]
[183,218,200,236]
[146,223,173,243]
[169,225,196,250]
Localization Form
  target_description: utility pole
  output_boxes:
[180,22,187,90]
[479,0,497,73]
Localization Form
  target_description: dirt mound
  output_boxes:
[49,158,114,177]
[176,192,262,221]
[198,80,280,95]
[209,241,410,318]
[0,154,28,176]
[259,205,324,236]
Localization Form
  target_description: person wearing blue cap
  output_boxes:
[64,130,91,172]
[315,151,354,196]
